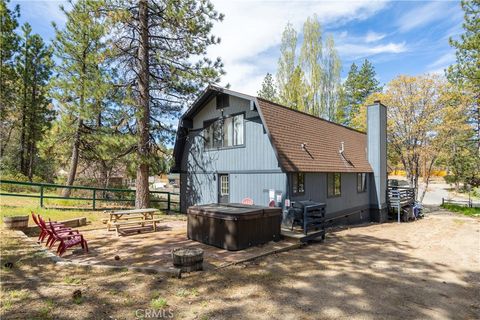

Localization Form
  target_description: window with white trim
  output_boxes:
[204,114,244,149]
[357,173,367,193]
[220,175,229,195]
[327,173,341,197]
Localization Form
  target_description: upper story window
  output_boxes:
[327,173,341,197]
[357,173,367,193]
[204,114,244,149]
[292,172,305,195]
[216,93,229,109]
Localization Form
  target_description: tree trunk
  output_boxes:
[134,0,150,209]
[62,118,82,197]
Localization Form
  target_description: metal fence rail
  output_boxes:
[442,198,479,208]
[0,179,180,211]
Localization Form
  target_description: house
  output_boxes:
[172,86,387,224]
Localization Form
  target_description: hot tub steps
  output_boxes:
[281,228,326,243]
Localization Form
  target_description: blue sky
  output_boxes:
[10,0,464,95]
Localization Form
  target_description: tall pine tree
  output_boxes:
[0,0,20,159]
[109,0,224,208]
[15,23,54,179]
[51,0,111,196]
[448,0,479,154]
[342,59,381,127]
[257,73,277,101]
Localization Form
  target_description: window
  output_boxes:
[327,173,341,197]
[216,94,229,109]
[204,114,244,149]
[220,175,229,195]
[292,172,305,195]
[357,173,367,193]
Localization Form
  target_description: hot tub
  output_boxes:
[187,203,282,251]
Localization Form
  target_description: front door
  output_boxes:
[218,174,229,203]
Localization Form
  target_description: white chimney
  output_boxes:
[367,100,387,222]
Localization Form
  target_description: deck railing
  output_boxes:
[0,179,180,211]
[387,186,415,206]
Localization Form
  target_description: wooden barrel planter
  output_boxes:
[172,248,203,272]
[3,215,29,230]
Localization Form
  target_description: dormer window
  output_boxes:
[204,113,244,149]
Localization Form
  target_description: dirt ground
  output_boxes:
[54,219,297,270]
[1,210,479,320]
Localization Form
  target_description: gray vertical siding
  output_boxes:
[180,95,286,212]
[290,172,371,218]
[179,92,383,226]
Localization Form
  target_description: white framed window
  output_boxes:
[327,173,341,197]
[204,113,244,149]
[220,175,229,195]
[292,172,305,195]
[357,173,367,193]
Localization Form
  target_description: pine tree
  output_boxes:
[15,23,54,179]
[257,73,277,101]
[51,0,111,196]
[299,14,322,115]
[276,22,297,107]
[342,59,381,127]
[447,0,479,154]
[0,0,20,159]
[109,0,224,208]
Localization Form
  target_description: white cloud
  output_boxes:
[427,52,455,70]
[364,31,386,43]
[337,41,407,58]
[209,0,388,95]
[396,1,453,33]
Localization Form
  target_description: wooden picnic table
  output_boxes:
[106,208,160,236]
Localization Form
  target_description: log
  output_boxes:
[172,248,203,272]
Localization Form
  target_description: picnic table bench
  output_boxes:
[106,208,161,236]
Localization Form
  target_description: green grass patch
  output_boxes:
[441,204,480,217]
[63,276,82,285]
[0,195,103,226]
[150,297,168,309]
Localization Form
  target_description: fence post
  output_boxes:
[40,185,44,208]
[441,197,444,206]
[92,189,96,210]
[167,192,171,211]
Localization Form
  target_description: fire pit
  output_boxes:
[187,204,282,251]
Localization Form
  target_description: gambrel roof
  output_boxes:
[172,86,372,173]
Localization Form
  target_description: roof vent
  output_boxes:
[339,141,345,154]
[301,143,307,150]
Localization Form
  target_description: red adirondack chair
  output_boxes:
[48,221,88,256]
[31,213,68,244]
[37,215,77,248]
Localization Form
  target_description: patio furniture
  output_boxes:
[48,221,88,256]
[37,215,78,248]
[106,208,161,236]
[286,200,326,237]
[241,197,254,205]
[32,213,71,244]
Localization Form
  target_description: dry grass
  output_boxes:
[1,211,479,319]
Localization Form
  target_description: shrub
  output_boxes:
[443,175,457,185]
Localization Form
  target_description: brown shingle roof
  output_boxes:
[256,98,372,173]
